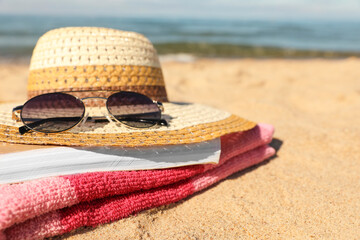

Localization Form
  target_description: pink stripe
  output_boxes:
[5,211,63,240]
[0,124,274,232]
[4,145,275,239]
[0,177,78,230]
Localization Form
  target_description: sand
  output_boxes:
[1,58,359,239]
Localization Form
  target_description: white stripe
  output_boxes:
[0,138,221,184]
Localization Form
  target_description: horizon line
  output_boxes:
[1,12,360,22]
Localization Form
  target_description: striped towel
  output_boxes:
[0,124,275,240]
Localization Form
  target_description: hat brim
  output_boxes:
[0,102,256,147]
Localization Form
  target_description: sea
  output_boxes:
[1,14,360,58]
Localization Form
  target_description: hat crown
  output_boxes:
[27,27,168,101]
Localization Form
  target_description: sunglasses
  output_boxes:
[12,91,168,135]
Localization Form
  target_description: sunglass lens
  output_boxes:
[21,93,85,133]
[107,91,161,128]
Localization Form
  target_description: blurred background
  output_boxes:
[1,2,360,239]
[1,0,360,60]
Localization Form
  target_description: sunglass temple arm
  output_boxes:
[12,106,33,134]
[12,105,23,121]
[153,101,164,112]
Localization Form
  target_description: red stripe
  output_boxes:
[63,124,270,202]
[59,145,274,233]
[60,180,195,230]
[65,165,205,202]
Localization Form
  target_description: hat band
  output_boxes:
[27,85,168,102]
[27,65,167,101]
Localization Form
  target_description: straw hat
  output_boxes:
[0,27,256,147]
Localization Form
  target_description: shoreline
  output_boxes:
[0,54,359,66]
[1,43,360,63]
[155,43,360,58]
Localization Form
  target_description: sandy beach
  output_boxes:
[1,58,359,239]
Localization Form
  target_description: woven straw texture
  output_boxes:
[0,102,255,147]
[0,27,256,147]
[28,27,167,101]
[28,65,166,101]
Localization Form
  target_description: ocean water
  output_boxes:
[1,15,360,57]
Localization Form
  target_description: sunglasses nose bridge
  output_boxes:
[80,97,108,108]
[81,97,108,101]
[79,98,116,125]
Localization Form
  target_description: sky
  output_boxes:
[0,0,359,20]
